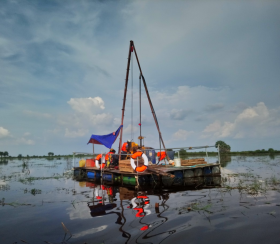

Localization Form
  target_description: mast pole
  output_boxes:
[139,74,142,147]
[118,41,133,160]
[132,41,170,161]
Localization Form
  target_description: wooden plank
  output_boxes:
[181,161,206,165]
[181,160,207,166]
[182,158,205,163]
[146,166,175,178]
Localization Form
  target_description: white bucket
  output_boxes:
[174,158,181,167]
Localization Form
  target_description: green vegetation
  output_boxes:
[0,152,94,160]
[215,140,231,153]
[177,141,279,157]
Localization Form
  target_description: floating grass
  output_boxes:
[18,174,64,184]
[0,198,34,207]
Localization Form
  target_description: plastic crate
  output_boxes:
[86,159,95,167]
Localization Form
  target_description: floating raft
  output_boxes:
[73,161,221,188]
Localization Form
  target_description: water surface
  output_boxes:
[1,155,280,244]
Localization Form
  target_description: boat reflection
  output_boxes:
[80,175,221,243]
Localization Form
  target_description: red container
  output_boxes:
[86,182,96,188]
[86,159,95,167]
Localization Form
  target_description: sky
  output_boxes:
[0,0,280,156]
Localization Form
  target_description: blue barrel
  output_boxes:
[87,171,101,180]
[103,173,113,182]
[203,167,212,176]
[173,171,183,185]
[87,171,95,179]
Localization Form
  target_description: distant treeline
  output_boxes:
[179,148,280,156]
[0,152,94,160]
[1,146,279,159]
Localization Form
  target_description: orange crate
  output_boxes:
[86,159,95,167]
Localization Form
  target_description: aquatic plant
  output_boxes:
[190,202,212,213]
[270,175,280,185]
[30,188,42,195]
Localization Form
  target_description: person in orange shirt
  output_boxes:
[157,151,166,162]
[121,142,128,152]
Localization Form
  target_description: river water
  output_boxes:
[0,155,280,244]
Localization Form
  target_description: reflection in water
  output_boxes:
[82,176,221,244]
[0,159,8,165]
[220,155,231,167]
[269,153,275,160]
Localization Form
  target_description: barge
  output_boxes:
[73,159,221,188]
[73,41,222,188]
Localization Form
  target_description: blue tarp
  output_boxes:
[87,125,123,149]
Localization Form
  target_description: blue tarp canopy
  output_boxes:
[87,125,123,149]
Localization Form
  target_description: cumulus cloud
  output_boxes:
[67,97,105,114]
[172,129,194,141]
[55,97,115,138]
[202,102,280,139]
[0,127,10,138]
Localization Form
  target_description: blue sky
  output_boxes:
[0,0,280,156]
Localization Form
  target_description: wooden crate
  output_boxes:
[181,158,207,166]
[119,159,135,173]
